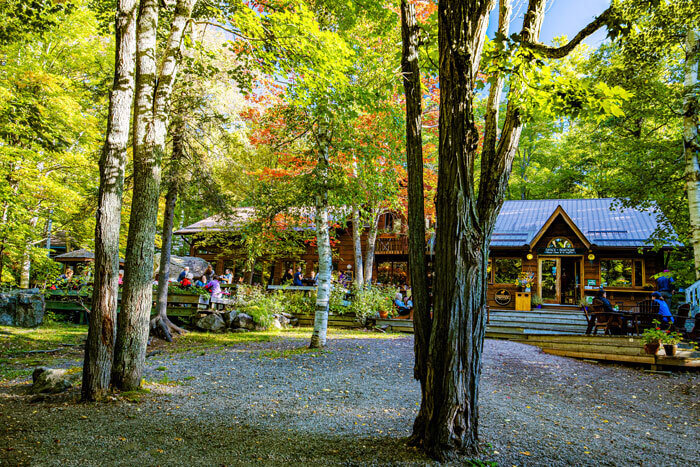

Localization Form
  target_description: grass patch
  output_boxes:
[258,347,329,359]
[0,322,86,380]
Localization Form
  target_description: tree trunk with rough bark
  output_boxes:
[363,208,380,283]
[310,118,333,349]
[415,0,608,459]
[82,0,138,402]
[401,0,431,446]
[351,207,364,287]
[151,117,188,342]
[684,30,700,279]
[113,0,196,391]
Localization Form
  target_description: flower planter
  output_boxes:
[663,344,677,356]
[378,310,389,319]
[644,342,661,355]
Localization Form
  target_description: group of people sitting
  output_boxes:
[281,267,317,286]
[175,266,226,298]
[594,287,674,326]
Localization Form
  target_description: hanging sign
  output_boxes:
[494,289,512,306]
[537,247,586,255]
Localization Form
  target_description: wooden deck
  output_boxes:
[371,307,700,370]
[513,334,700,370]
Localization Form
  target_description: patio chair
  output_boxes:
[589,301,623,335]
[672,303,691,334]
[582,304,594,335]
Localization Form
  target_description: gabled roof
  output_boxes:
[528,205,591,249]
[174,208,256,235]
[175,206,351,235]
[491,198,679,248]
[54,248,94,261]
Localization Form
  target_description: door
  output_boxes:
[539,258,560,303]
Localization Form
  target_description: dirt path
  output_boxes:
[0,335,698,466]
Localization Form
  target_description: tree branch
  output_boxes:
[521,7,612,58]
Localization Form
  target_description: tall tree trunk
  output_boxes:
[401,0,431,446]
[20,214,39,288]
[113,0,196,391]
[351,207,364,287]
[417,0,607,459]
[684,30,700,279]
[363,208,380,283]
[310,118,333,349]
[82,0,138,402]
[421,1,495,459]
[151,117,188,341]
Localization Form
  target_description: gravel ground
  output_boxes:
[0,335,698,466]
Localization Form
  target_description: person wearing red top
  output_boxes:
[180,273,193,288]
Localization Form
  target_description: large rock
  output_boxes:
[0,289,45,327]
[30,367,72,394]
[274,313,291,327]
[270,317,283,330]
[232,313,255,330]
[196,313,225,332]
[154,254,211,282]
[222,310,240,327]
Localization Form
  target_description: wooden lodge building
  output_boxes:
[175,198,680,310]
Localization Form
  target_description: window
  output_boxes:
[547,237,573,249]
[494,258,522,284]
[600,259,645,288]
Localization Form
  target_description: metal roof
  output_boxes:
[492,198,679,248]
[54,248,94,261]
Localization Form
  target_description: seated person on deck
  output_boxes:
[651,292,674,325]
[394,292,410,316]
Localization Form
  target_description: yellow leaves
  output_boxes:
[520,451,531,456]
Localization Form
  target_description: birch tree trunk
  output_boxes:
[351,207,364,287]
[683,30,700,279]
[20,214,39,288]
[310,118,333,349]
[151,117,187,341]
[400,0,431,446]
[82,0,138,402]
[113,0,196,391]
[363,208,380,283]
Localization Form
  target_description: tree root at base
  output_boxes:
[149,315,187,342]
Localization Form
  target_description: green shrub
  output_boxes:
[328,285,348,315]
[348,285,395,324]
[284,291,316,315]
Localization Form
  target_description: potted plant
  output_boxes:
[531,294,543,309]
[641,320,666,355]
[661,329,682,357]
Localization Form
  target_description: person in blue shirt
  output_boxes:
[655,270,675,305]
[293,267,303,286]
[394,292,409,316]
[651,292,674,325]
[177,267,189,282]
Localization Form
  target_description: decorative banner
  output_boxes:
[494,289,512,306]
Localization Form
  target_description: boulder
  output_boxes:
[0,289,45,327]
[154,254,211,282]
[271,317,283,330]
[196,313,225,332]
[280,312,293,320]
[232,313,255,330]
[275,314,291,327]
[222,310,240,327]
[30,367,72,394]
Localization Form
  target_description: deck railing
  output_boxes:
[375,236,408,255]
[685,279,700,317]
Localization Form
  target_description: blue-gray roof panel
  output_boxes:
[491,198,679,248]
